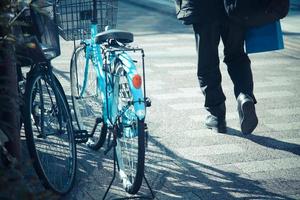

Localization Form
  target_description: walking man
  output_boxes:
[175,0,258,134]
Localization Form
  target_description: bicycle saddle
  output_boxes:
[95,29,134,44]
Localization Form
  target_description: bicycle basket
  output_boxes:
[56,0,118,41]
[30,0,61,59]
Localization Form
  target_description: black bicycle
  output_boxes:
[8,0,77,194]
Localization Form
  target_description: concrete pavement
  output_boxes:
[48,1,300,199]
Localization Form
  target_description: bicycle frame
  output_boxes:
[78,23,146,128]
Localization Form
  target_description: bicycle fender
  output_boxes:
[118,53,145,120]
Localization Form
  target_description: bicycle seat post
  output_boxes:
[92,0,97,24]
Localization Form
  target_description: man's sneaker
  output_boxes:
[205,115,227,133]
[237,93,258,135]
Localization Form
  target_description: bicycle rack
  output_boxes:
[102,127,155,200]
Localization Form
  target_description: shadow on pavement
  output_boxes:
[61,131,295,199]
[143,135,294,200]
[21,124,296,199]
[226,127,300,156]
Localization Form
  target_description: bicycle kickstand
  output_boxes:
[102,150,155,200]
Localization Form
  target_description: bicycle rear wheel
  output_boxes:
[115,72,145,195]
[24,69,76,194]
[70,45,106,150]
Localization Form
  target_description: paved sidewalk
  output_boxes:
[124,0,174,15]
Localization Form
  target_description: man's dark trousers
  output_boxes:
[193,20,257,111]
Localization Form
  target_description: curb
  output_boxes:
[119,0,175,16]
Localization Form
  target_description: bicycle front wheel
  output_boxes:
[24,70,76,194]
[70,45,106,150]
[115,73,145,195]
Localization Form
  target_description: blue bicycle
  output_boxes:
[57,0,151,194]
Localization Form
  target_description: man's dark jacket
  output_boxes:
[175,0,226,25]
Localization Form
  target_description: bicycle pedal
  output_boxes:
[74,130,89,144]
[95,117,103,124]
[145,97,151,107]
[90,117,103,137]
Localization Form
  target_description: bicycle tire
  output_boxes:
[70,45,107,150]
[24,68,77,194]
[115,70,145,195]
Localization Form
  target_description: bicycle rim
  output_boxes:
[115,74,145,194]
[24,72,76,194]
[70,45,106,149]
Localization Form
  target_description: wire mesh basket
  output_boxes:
[56,0,118,41]
[31,0,61,59]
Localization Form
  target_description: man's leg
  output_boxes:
[221,21,256,102]
[221,21,258,134]
[193,22,226,133]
